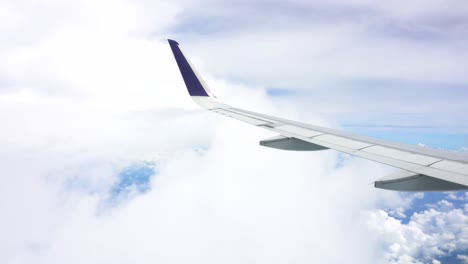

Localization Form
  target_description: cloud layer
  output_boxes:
[0,1,466,264]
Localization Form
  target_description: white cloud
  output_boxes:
[172,0,468,131]
[0,1,466,264]
[388,207,407,219]
[458,254,468,264]
[425,200,455,212]
[183,1,468,85]
[363,206,468,263]
[446,192,468,201]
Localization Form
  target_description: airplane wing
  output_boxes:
[168,39,468,192]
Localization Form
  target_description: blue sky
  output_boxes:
[0,0,467,263]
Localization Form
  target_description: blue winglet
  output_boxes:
[168,39,209,97]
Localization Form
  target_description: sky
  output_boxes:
[0,0,467,263]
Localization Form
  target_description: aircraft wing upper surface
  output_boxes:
[168,39,468,192]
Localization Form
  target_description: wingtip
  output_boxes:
[168,39,179,46]
[168,38,210,97]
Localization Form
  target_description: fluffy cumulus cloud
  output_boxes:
[364,201,468,263]
[0,0,467,264]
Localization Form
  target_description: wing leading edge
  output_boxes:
[168,39,468,192]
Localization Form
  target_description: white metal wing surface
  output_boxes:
[168,39,468,192]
